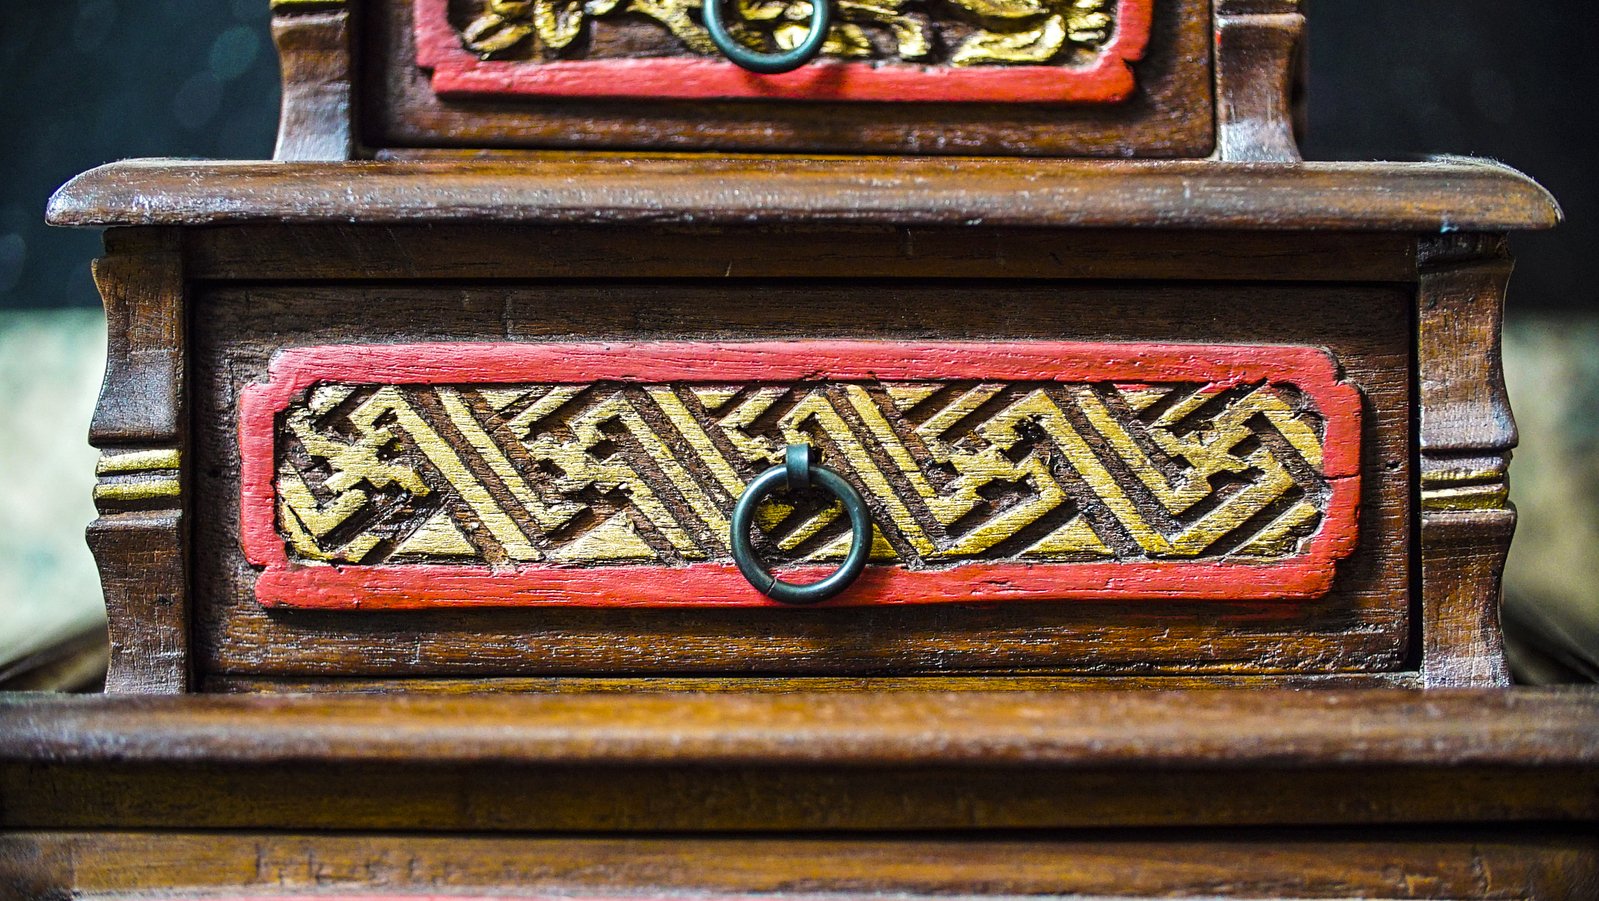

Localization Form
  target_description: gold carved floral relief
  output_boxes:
[456,0,1114,67]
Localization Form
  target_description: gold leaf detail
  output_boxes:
[461,0,537,55]
[945,0,1048,20]
[630,0,720,53]
[533,0,586,49]
[455,0,1104,66]
[951,13,1066,66]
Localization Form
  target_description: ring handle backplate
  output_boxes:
[702,0,832,74]
[730,443,872,604]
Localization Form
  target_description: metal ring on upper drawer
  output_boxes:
[730,443,871,604]
[702,0,832,74]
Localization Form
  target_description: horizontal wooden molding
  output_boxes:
[47,159,1563,232]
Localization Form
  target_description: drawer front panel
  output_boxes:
[193,280,1409,677]
[240,341,1359,609]
[372,0,1214,154]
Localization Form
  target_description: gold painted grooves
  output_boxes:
[94,477,182,503]
[94,448,182,509]
[1421,484,1510,513]
[96,448,181,475]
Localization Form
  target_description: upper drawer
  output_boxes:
[271,0,1263,156]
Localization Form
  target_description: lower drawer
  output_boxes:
[192,280,1412,680]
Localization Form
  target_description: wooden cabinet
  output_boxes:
[11,1,1593,897]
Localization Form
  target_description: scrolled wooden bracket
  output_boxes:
[88,236,191,693]
[1214,0,1303,162]
[1416,233,1517,687]
[272,0,355,161]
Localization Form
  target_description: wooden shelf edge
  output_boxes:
[46,157,1561,233]
[3,687,1596,769]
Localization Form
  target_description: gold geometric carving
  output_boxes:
[275,380,1335,568]
[455,0,1113,67]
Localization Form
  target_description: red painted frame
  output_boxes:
[413,0,1154,103]
[240,341,1361,610]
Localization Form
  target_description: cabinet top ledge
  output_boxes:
[48,156,1560,233]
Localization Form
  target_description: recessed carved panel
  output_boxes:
[240,341,1362,609]
[414,0,1154,101]
[240,341,1360,608]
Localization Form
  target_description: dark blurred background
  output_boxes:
[1,1,1596,679]
[2,0,281,313]
[4,1,1595,314]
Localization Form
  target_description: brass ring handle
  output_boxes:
[729,444,871,604]
[702,0,831,74]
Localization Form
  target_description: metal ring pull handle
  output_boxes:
[730,444,871,604]
[703,0,831,74]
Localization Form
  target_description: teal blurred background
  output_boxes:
[1,1,1595,680]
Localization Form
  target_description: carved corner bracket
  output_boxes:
[88,239,190,693]
[1416,233,1517,687]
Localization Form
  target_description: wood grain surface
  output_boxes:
[272,6,355,160]
[8,829,1598,899]
[1214,0,1302,161]
[181,225,1423,283]
[8,688,1594,767]
[5,830,1599,899]
[46,158,1562,231]
[2,689,1596,833]
[204,671,1422,691]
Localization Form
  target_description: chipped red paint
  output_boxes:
[412,0,1153,103]
[240,341,1362,610]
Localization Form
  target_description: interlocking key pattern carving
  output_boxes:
[240,342,1362,609]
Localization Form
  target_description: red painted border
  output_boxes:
[413,0,1152,103]
[239,341,1362,610]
